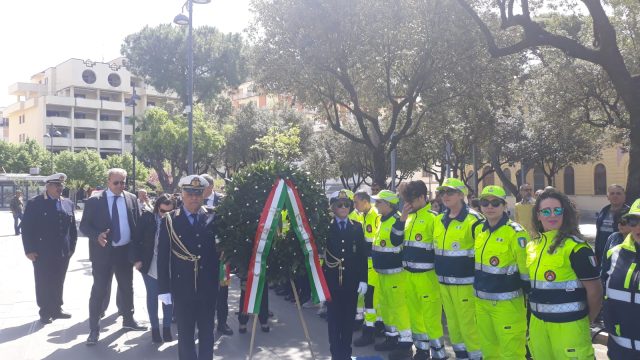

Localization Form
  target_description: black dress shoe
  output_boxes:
[151,328,163,343]
[100,312,106,319]
[122,318,147,331]
[86,330,99,345]
[39,316,52,324]
[163,327,173,342]
[261,324,270,333]
[52,310,72,319]
[217,323,234,336]
[239,325,247,334]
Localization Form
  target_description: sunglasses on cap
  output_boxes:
[480,199,504,208]
[539,207,564,217]
[334,202,350,209]
[438,188,460,196]
[620,217,640,227]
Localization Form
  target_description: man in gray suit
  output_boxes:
[80,168,146,345]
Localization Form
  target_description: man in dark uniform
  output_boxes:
[21,173,77,324]
[323,190,368,360]
[201,173,233,336]
[158,175,219,360]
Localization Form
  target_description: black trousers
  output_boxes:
[174,296,217,360]
[33,255,70,317]
[238,285,269,325]
[88,245,134,330]
[216,285,229,326]
[326,278,358,360]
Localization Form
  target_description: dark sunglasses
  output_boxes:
[438,189,460,196]
[539,207,564,217]
[335,202,350,209]
[159,208,173,213]
[112,180,125,186]
[480,199,504,208]
[620,217,640,227]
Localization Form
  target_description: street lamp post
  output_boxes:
[174,0,211,175]
[126,86,140,193]
[43,124,62,174]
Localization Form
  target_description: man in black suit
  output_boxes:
[158,175,219,360]
[324,190,368,360]
[21,173,77,324]
[80,168,146,345]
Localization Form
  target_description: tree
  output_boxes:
[104,153,151,188]
[54,150,107,189]
[10,140,51,174]
[456,0,640,199]
[121,24,247,105]
[251,0,481,186]
[251,126,302,162]
[136,107,224,192]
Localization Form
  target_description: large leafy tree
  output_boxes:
[54,150,107,188]
[136,107,224,192]
[456,0,640,199]
[121,24,247,105]
[104,153,151,187]
[250,0,481,186]
[8,140,52,174]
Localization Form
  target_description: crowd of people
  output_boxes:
[13,168,640,360]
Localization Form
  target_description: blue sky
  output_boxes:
[0,0,252,106]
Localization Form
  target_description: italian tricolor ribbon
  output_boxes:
[243,178,331,314]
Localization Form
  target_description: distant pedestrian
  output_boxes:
[10,190,24,235]
[514,184,537,238]
[595,184,630,265]
[137,189,152,215]
[21,173,77,324]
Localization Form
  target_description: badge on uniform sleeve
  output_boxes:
[415,234,422,241]
[380,240,387,247]
[490,256,500,266]
[588,256,597,268]
[544,270,556,282]
[518,237,527,248]
[367,225,372,233]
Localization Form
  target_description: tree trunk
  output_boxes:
[372,147,388,188]
[490,156,521,202]
[627,114,640,201]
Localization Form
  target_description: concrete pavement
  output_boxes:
[0,210,607,359]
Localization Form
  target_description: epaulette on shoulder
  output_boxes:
[174,208,182,217]
[569,235,586,244]
[201,205,215,214]
[508,221,525,233]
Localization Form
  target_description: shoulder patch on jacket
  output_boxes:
[508,222,524,233]
[569,235,585,244]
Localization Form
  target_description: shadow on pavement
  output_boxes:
[0,321,44,345]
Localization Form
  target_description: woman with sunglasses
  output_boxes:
[600,199,640,359]
[133,194,176,343]
[527,188,602,359]
[473,185,530,359]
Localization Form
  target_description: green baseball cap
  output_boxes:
[372,190,399,205]
[479,185,507,200]
[623,198,640,219]
[436,178,468,196]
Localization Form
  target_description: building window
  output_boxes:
[503,168,512,196]
[82,70,96,84]
[100,114,111,121]
[533,167,545,191]
[564,166,575,195]
[594,164,607,195]
[100,96,111,101]
[125,135,132,143]
[482,166,494,187]
[147,101,156,107]
[75,112,86,119]
[108,73,121,87]
[74,94,86,99]
[46,110,61,117]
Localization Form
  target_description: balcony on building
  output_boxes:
[74,129,98,149]
[74,108,98,129]
[46,107,72,127]
[99,130,122,151]
[100,111,122,130]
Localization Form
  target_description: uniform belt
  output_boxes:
[474,289,522,301]
[403,261,434,270]
[607,288,640,304]
[532,279,583,290]
[437,275,474,285]
[403,241,434,250]
[474,262,518,275]
[435,249,474,257]
[529,301,586,313]
[611,334,640,350]
[372,245,402,253]
[376,267,404,275]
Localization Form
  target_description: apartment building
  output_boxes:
[3,57,176,157]
[0,107,8,141]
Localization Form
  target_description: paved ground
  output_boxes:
[0,210,606,359]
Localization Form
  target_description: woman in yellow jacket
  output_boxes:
[526,188,603,359]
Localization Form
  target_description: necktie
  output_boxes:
[111,196,121,244]
[340,221,346,231]
[190,213,198,226]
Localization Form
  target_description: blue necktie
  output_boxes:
[190,213,198,226]
[340,221,346,231]
[111,196,121,244]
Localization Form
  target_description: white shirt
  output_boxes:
[204,192,217,207]
[106,189,132,246]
